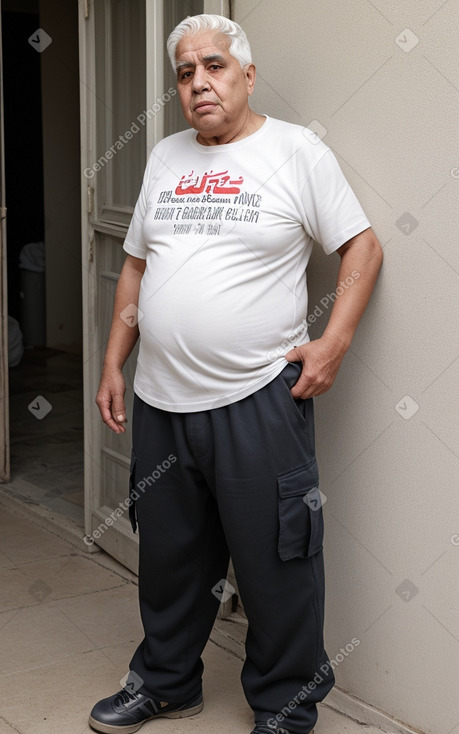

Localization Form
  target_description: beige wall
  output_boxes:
[41,0,82,347]
[233,2,458,733]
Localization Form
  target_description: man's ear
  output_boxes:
[245,63,256,96]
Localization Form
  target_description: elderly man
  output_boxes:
[90,13,383,734]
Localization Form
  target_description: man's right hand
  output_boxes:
[95,368,128,434]
[94,254,145,434]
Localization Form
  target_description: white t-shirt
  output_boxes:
[123,116,370,412]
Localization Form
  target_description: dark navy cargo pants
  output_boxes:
[128,362,335,733]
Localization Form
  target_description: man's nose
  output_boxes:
[192,66,210,93]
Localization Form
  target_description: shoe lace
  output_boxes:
[115,687,139,706]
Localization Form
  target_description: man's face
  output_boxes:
[175,30,256,142]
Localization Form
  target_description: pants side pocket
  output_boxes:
[277,459,324,561]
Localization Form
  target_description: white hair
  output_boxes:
[166,14,252,70]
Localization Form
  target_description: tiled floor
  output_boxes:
[0,505,388,734]
[2,348,393,734]
[8,347,84,524]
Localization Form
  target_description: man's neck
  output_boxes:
[196,110,266,146]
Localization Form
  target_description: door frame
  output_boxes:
[79,0,230,570]
[0,7,10,483]
[79,0,170,570]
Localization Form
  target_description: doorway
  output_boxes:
[2,0,83,527]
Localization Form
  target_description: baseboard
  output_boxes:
[326,687,425,734]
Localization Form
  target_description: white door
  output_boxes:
[79,0,227,572]
[0,9,9,484]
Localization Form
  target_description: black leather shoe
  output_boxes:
[250,726,314,734]
[89,687,203,733]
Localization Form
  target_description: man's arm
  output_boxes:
[95,254,146,433]
[285,227,383,398]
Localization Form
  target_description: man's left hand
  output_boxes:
[284,333,346,399]
[284,228,383,399]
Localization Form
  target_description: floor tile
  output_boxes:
[94,638,139,670]
[0,494,396,734]
[0,549,15,568]
[0,511,74,565]
[33,495,84,523]
[63,490,84,507]
[0,641,251,734]
[54,585,142,649]
[0,604,96,676]
[0,554,127,613]
[1,649,114,734]
[8,350,84,515]
[0,719,22,734]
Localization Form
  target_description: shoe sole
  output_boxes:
[88,701,203,734]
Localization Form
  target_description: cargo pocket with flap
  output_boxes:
[277,459,324,561]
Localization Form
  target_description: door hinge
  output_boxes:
[87,185,94,214]
[84,0,90,19]
[0,207,7,221]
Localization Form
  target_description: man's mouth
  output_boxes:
[194,101,217,111]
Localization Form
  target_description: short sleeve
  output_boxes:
[301,149,371,255]
[123,150,158,259]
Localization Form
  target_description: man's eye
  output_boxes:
[209,64,222,71]
[179,71,192,80]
